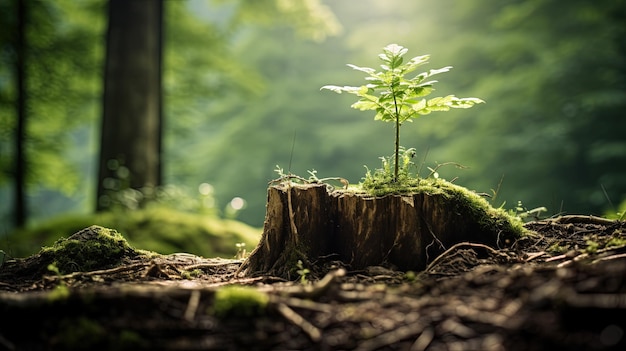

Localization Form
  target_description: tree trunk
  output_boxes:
[241,182,521,278]
[97,0,163,211]
[14,0,27,227]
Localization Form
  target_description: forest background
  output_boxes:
[1,0,625,256]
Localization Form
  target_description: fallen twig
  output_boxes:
[182,261,242,272]
[276,303,322,342]
[355,321,426,351]
[270,268,346,299]
[544,215,620,226]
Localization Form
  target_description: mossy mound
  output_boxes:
[0,225,148,280]
[5,207,261,258]
[41,225,143,274]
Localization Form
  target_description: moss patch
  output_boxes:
[40,225,141,274]
[212,286,269,318]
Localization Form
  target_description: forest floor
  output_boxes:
[1,216,625,351]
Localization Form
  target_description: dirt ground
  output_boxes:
[1,216,625,351]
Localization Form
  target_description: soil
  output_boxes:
[1,216,625,351]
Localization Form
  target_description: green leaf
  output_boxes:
[374,110,387,121]
[427,96,451,105]
[428,66,453,76]
[320,85,344,93]
[412,99,427,112]
[407,54,430,66]
[378,53,391,62]
[347,64,376,75]
[410,95,484,116]
[351,100,380,111]
[364,77,384,86]
[451,97,486,108]
[383,43,408,58]
[426,104,451,112]
[382,44,408,69]
[409,85,434,97]
[320,85,361,94]
[402,55,431,74]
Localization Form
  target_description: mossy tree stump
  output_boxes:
[241,180,523,278]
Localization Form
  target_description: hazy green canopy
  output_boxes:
[1,0,625,230]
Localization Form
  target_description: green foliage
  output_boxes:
[604,198,626,221]
[181,269,203,280]
[47,283,71,302]
[362,146,419,193]
[322,44,483,120]
[6,208,260,259]
[0,0,342,231]
[295,259,310,284]
[420,0,626,216]
[361,146,470,196]
[3,0,625,231]
[47,262,61,276]
[100,173,220,215]
[585,240,599,254]
[235,242,247,259]
[212,286,269,318]
[0,0,104,194]
[509,201,548,222]
[216,0,341,41]
[606,237,626,248]
[322,44,483,183]
[404,271,416,282]
[547,242,568,254]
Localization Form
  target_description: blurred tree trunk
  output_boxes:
[14,0,27,227]
[97,0,163,211]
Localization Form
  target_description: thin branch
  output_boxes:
[276,303,322,342]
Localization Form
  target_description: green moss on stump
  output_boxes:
[349,177,526,238]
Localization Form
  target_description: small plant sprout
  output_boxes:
[321,43,484,183]
[511,200,548,221]
[235,242,247,259]
[296,259,310,284]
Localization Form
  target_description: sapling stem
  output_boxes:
[393,92,401,182]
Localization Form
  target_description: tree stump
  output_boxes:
[240,180,523,278]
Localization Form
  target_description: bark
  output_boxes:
[241,182,520,278]
[14,0,27,227]
[97,0,163,210]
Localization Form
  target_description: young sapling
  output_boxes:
[321,43,484,184]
